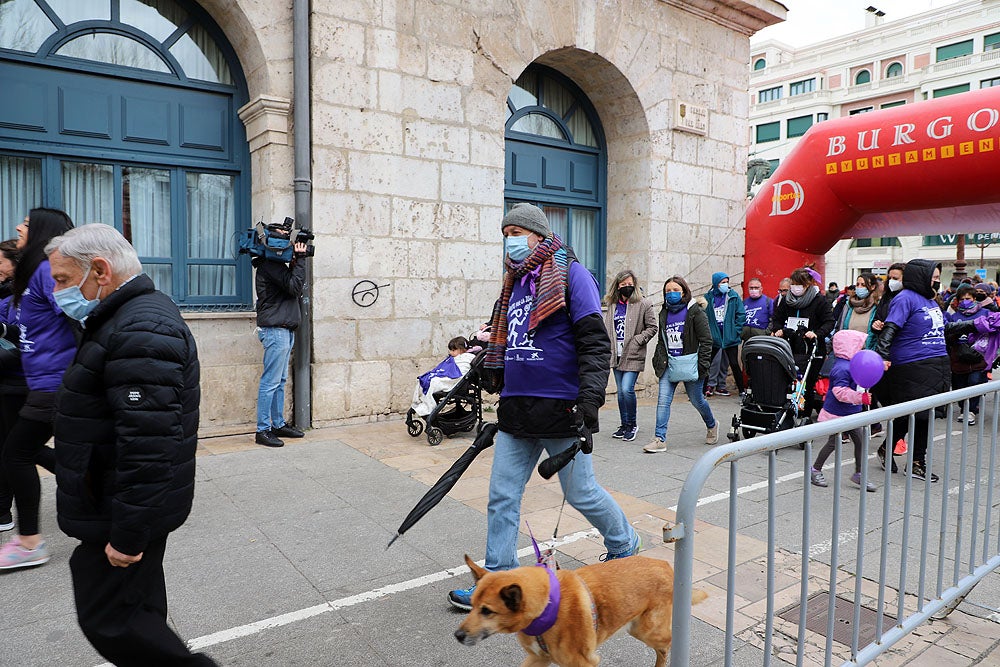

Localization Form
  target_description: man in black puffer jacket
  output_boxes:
[47,224,216,666]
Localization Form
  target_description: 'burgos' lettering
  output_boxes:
[770,180,805,216]
[826,106,1000,157]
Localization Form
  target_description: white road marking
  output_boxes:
[94,431,971,662]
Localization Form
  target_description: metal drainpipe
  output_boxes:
[292,0,312,429]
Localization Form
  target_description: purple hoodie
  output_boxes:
[7,261,77,392]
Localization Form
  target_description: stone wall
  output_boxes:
[195,0,783,428]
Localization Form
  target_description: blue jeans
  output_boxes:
[257,327,294,432]
[613,370,639,427]
[952,370,988,414]
[654,375,716,442]
[485,430,636,571]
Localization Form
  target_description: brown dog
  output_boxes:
[454,554,707,667]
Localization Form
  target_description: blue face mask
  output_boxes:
[665,291,683,305]
[504,235,531,262]
[54,265,102,322]
[855,286,869,299]
[959,299,975,309]
[718,283,730,294]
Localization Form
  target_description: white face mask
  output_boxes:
[888,278,903,293]
[789,284,806,297]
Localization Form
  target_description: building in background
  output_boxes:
[0,0,785,430]
[748,0,1000,285]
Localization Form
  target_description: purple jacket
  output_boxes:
[970,310,1000,369]
[6,261,77,392]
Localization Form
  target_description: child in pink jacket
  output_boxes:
[810,329,875,492]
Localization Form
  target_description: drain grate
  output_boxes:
[777,591,896,647]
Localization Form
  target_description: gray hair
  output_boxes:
[44,223,142,277]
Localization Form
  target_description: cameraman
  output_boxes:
[253,230,308,447]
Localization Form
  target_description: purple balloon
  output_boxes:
[850,349,884,388]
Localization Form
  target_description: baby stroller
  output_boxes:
[727,336,819,441]
[405,347,488,446]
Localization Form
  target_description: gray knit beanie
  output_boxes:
[501,203,551,238]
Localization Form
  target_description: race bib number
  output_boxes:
[667,331,683,350]
[617,340,624,356]
[785,316,809,330]
[714,305,726,323]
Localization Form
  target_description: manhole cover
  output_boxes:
[777,591,896,647]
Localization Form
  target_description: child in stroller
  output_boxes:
[406,335,488,445]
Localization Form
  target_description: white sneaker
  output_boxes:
[967,413,977,426]
[706,425,719,445]
[643,439,667,453]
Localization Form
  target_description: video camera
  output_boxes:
[238,217,315,262]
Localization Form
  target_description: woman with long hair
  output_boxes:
[833,272,881,346]
[0,239,27,533]
[0,208,76,570]
[644,276,717,452]
[603,270,657,442]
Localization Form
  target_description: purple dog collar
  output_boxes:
[521,565,561,636]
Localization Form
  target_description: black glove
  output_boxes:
[577,402,599,432]
[874,322,900,360]
[574,403,597,455]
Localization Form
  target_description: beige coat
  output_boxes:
[604,297,658,372]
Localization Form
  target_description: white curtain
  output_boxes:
[62,162,114,226]
[123,166,172,293]
[572,209,598,275]
[0,155,42,238]
[169,23,231,84]
[186,172,235,296]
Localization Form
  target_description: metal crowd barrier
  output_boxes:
[666,380,1000,666]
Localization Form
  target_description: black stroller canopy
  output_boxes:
[742,336,796,381]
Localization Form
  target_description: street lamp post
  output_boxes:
[954,234,967,281]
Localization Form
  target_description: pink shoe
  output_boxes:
[0,536,50,570]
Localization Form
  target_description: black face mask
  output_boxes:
[931,280,941,293]
[619,286,635,300]
[975,292,988,302]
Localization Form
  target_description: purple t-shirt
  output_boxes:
[502,262,602,400]
[663,308,687,357]
[885,289,947,364]
[614,302,626,342]
[712,293,726,326]
[743,295,773,329]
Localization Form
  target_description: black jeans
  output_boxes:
[0,413,52,535]
[70,537,218,667]
[0,390,27,515]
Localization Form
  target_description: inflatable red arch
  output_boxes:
[744,86,1000,291]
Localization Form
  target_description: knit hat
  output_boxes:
[711,272,729,289]
[501,203,551,238]
[975,282,995,295]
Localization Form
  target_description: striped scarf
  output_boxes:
[485,235,568,369]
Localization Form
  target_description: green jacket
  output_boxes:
[704,287,745,348]
[652,298,714,380]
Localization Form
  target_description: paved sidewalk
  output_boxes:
[1,393,998,665]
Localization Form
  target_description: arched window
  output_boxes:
[885,62,903,78]
[753,58,766,71]
[505,66,606,286]
[0,0,250,307]
[854,69,872,85]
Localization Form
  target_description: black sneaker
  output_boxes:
[877,444,898,473]
[715,387,731,397]
[910,461,939,483]
[623,425,638,442]
[255,430,285,447]
[0,512,13,532]
[611,425,628,439]
[273,424,305,438]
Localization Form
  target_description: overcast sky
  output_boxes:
[752,0,966,47]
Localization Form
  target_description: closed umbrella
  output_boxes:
[386,422,498,549]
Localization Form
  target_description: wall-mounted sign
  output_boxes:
[674,100,708,135]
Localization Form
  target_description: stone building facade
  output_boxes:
[0,0,784,432]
